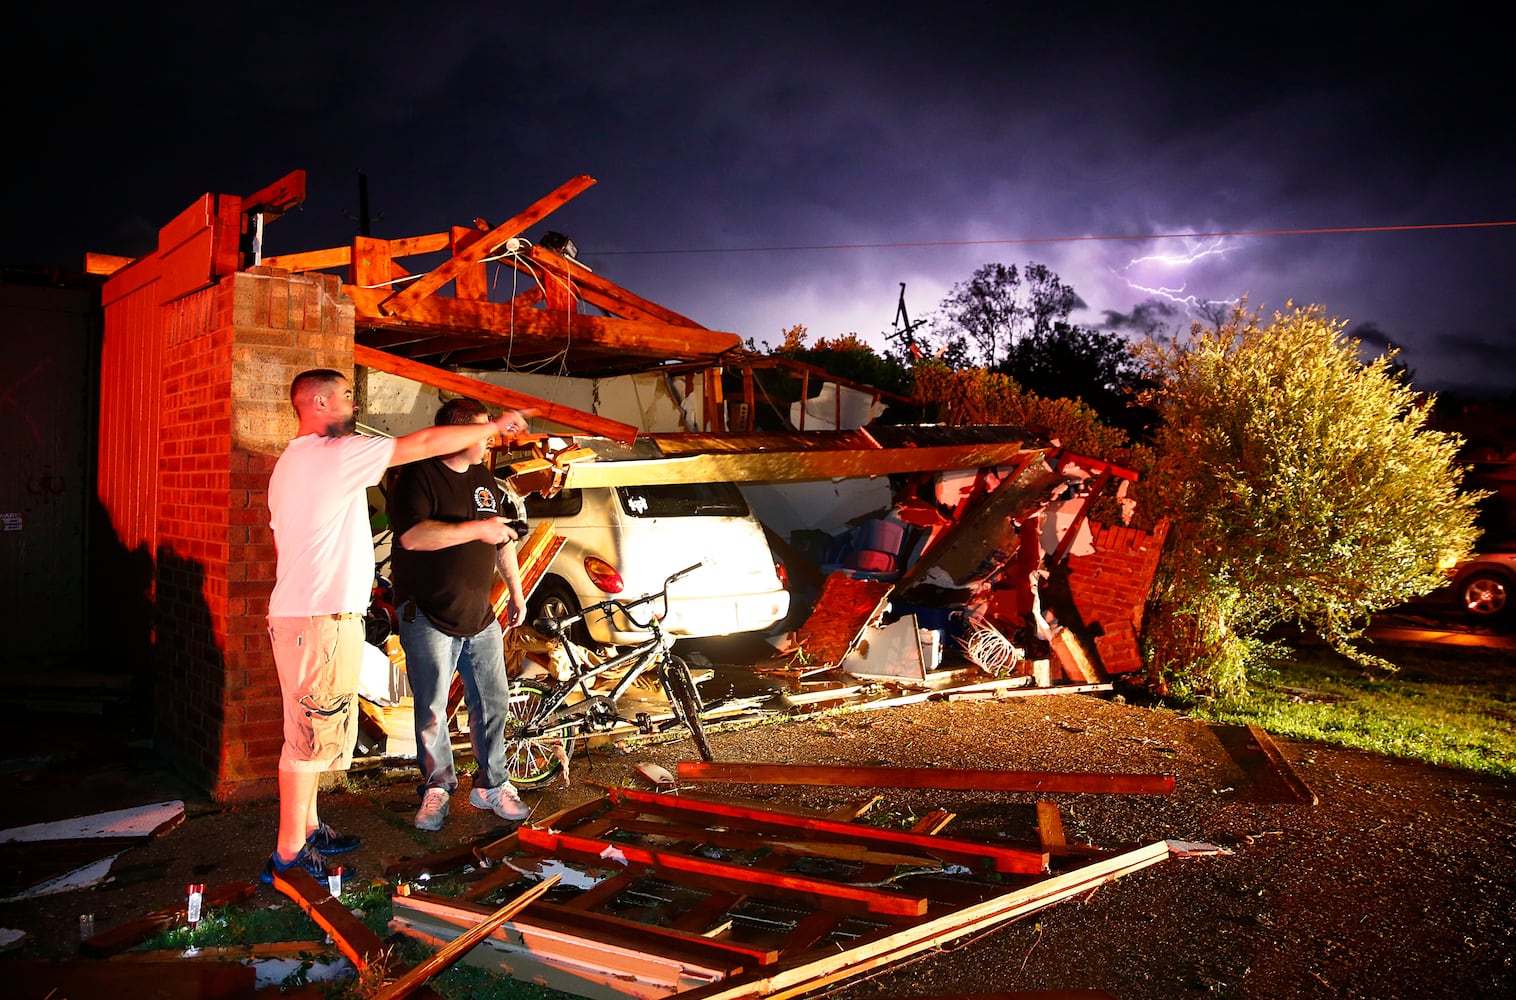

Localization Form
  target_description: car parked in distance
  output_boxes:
[1447,546,1516,623]
[513,478,791,648]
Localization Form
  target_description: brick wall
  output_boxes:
[1062,519,1170,675]
[151,267,352,801]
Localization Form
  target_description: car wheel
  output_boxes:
[1460,571,1512,620]
[527,578,592,647]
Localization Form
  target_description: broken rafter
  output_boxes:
[678,840,1171,1000]
[353,343,636,442]
[676,762,1175,795]
[347,286,741,370]
[516,825,930,917]
[607,787,1048,875]
[562,440,1049,489]
[518,245,707,328]
[380,175,597,317]
[370,875,560,1000]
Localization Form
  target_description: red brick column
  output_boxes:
[1062,519,1170,675]
[154,267,352,801]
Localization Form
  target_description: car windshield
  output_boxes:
[616,482,750,518]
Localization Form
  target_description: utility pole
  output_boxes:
[888,282,927,355]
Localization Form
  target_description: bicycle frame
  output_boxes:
[522,563,700,740]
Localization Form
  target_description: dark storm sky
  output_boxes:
[8,2,1513,396]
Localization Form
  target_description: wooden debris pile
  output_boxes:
[768,438,1160,697]
[381,772,1176,1000]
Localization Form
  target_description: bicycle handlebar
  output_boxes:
[536,562,704,637]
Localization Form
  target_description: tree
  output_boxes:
[910,361,1132,461]
[930,262,1076,369]
[1136,303,1485,697]
[995,321,1156,440]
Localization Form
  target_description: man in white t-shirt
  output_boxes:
[263,368,531,886]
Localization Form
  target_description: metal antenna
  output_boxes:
[888,282,927,354]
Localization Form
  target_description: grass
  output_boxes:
[1180,640,1516,779]
[137,880,571,999]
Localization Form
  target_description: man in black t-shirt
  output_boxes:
[390,398,531,831]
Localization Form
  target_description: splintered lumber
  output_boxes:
[607,787,1048,874]
[391,892,734,999]
[403,888,777,967]
[354,343,633,441]
[612,815,944,867]
[272,867,392,971]
[677,762,1176,796]
[1246,724,1320,805]
[80,882,256,957]
[516,825,929,917]
[679,840,1172,1000]
[370,875,559,1000]
[379,175,596,317]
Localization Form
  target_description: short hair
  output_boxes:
[435,397,490,426]
[289,369,346,412]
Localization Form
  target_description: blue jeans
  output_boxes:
[399,610,510,797]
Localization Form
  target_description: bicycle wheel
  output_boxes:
[502,677,574,788]
[660,655,714,762]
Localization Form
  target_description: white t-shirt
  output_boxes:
[268,433,396,617]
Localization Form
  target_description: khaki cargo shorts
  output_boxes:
[268,614,364,773]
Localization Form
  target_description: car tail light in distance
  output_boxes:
[584,556,625,594]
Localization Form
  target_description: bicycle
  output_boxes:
[502,563,715,786]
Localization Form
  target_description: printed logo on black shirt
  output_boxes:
[474,486,498,515]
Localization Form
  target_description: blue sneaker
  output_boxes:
[306,822,362,855]
[261,844,358,887]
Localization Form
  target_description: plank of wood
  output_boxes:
[611,815,944,867]
[80,882,256,957]
[411,889,779,968]
[380,176,596,316]
[608,787,1048,875]
[354,343,634,441]
[390,903,731,999]
[371,875,559,1000]
[675,841,1172,1000]
[272,867,391,971]
[677,762,1175,795]
[1246,724,1320,805]
[516,826,928,917]
[911,809,957,835]
[1036,801,1067,855]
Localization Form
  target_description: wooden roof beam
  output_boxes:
[513,245,707,327]
[380,175,596,318]
[354,344,636,442]
[347,285,741,360]
[562,439,1049,488]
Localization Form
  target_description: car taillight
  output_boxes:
[775,560,790,590]
[584,556,624,594]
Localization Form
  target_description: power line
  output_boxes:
[592,219,1516,257]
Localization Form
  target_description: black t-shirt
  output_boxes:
[389,458,519,637]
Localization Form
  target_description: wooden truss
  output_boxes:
[387,789,1171,1000]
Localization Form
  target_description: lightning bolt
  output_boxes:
[1114,236,1241,315]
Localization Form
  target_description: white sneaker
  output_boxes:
[469,783,531,822]
[414,787,450,831]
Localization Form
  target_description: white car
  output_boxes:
[515,479,791,647]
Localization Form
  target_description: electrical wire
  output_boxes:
[587,219,1516,258]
